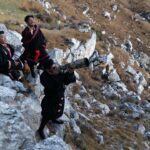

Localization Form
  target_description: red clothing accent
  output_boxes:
[20,25,48,64]
[34,50,41,62]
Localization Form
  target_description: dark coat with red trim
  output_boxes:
[0,44,14,74]
[21,25,48,62]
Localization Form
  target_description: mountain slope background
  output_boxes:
[0,0,150,150]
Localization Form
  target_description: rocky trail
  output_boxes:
[0,0,150,150]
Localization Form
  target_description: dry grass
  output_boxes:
[51,0,87,21]
[108,47,137,91]
[66,121,109,150]
[93,116,145,150]
[42,28,90,50]
[0,0,29,23]
[19,0,45,14]
[78,69,100,90]
[107,46,149,97]
[0,0,150,149]
[72,83,81,95]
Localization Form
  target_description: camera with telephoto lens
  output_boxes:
[60,58,90,73]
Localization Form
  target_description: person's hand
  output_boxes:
[23,61,31,74]
[15,60,24,70]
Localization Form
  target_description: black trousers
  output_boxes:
[41,95,65,122]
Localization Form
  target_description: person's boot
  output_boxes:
[36,129,46,140]
[37,117,48,139]
[52,119,64,124]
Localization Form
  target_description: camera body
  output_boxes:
[60,58,90,73]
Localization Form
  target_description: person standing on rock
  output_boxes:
[0,31,23,80]
[20,15,49,78]
[37,59,76,139]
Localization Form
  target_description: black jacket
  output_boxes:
[21,25,47,61]
[0,44,14,74]
[40,71,76,98]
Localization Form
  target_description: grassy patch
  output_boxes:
[42,28,90,50]
[0,0,29,22]
[19,1,45,14]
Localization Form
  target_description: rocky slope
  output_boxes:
[0,0,150,150]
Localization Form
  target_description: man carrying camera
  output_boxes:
[37,59,76,139]
[0,31,23,80]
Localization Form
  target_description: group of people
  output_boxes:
[0,15,76,139]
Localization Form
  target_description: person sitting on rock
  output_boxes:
[20,15,49,78]
[37,59,76,139]
[0,31,23,80]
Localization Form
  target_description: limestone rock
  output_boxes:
[26,135,72,150]
[0,102,35,150]
[0,86,16,104]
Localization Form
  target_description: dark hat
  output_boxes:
[0,31,4,35]
[42,59,54,69]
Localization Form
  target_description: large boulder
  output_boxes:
[18,96,41,131]
[0,102,35,150]
[0,85,16,101]
[0,74,26,92]
[26,135,72,150]
[48,33,96,64]
[0,24,22,46]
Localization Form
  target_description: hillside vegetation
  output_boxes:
[0,0,150,150]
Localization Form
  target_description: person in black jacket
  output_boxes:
[0,31,23,80]
[20,15,49,77]
[37,59,76,139]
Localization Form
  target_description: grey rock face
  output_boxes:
[102,81,128,100]
[121,40,133,52]
[121,92,141,103]
[0,24,22,47]
[18,96,41,131]
[96,133,104,144]
[139,12,150,22]
[0,74,26,92]
[120,103,145,119]
[0,74,15,88]
[102,11,111,20]
[126,66,137,75]
[134,124,146,135]
[134,52,150,71]
[112,4,119,12]
[141,101,150,112]
[48,33,96,64]
[126,65,147,95]
[102,84,120,99]
[26,135,72,150]
[78,23,91,32]
[48,48,65,64]
[0,102,35,150]
[145,131,150,140]
[108,70,121,82]
[70,119,81,135]
[0,86,16,103]
[99,103,110,115]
